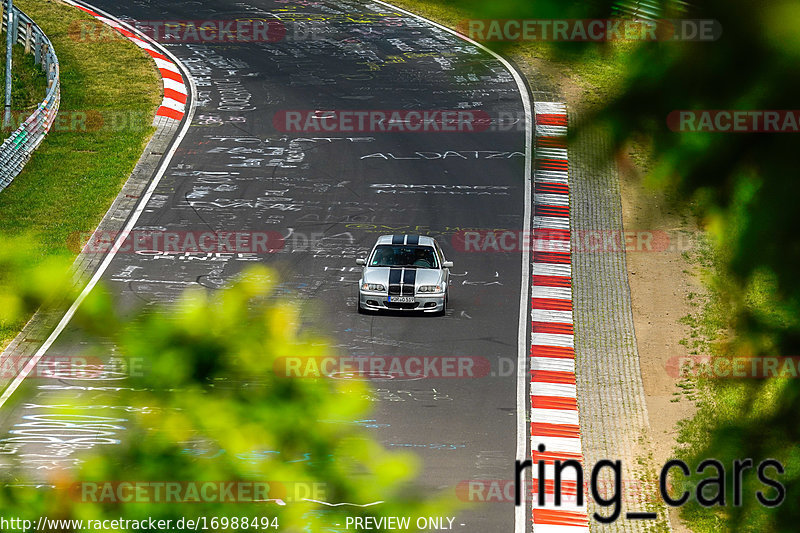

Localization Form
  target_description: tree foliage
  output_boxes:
[444,0,799,529]
[0,235,457,531]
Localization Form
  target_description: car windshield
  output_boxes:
[370,245,438,268]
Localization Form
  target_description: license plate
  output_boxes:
[388,296,415,303]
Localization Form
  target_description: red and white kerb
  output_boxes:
[530,102,589,531]
[63,1,187,121]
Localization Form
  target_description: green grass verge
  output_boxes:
[673,238,793,532]
[384,0,633,112]
[0,41,48,122]
[0,0,161,347]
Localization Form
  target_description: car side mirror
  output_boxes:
[443,261,453,268]
[355,258,366,266]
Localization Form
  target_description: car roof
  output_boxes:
[375,235,436,246]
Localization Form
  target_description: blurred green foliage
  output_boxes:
[427,0,800,530]
[0,235,458,531]
[2,0,798,531]
[583,2,799,531]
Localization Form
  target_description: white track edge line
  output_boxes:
[0,2,197,410]
[368,2,533,531]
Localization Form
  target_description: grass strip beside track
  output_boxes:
[0,42,48,122]
[383,0,631,112]
[0,0,161,348]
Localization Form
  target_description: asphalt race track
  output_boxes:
[0,1,532,530]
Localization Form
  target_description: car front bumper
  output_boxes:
[359,291,445,312]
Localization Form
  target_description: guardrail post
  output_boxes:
[10,4,16,45]
[32,29,39,63]
[3,0,12,129]
[23,21,30,53]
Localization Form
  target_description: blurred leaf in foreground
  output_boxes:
[0,233,459,531]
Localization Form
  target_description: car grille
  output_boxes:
[388,286,415,296]
[384,301,419,309]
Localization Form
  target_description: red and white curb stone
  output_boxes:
[530,102,589,532]
[63,0,187,121]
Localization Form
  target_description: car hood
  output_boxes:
[362,267,443,287]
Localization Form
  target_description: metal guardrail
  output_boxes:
[611,0,692,19]
[0,0,59,193]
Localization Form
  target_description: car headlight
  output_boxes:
[417,285,443,293]
[361,283,385,291]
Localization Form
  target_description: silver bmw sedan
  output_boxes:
[356,235,452,315]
